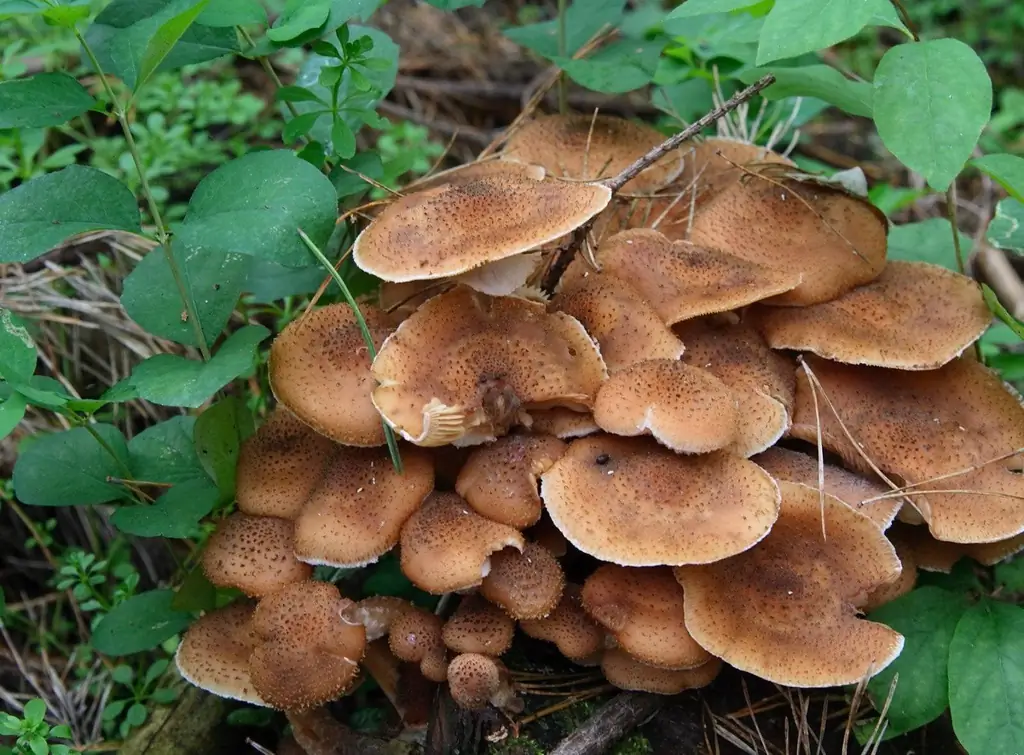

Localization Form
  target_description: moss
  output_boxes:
[612,733,653,755]
[488,734,545,755]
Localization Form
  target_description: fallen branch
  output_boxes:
[549,692,664,755]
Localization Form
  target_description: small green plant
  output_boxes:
[0,699,73,755]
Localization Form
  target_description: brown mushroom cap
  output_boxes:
[753,261,991,370]
[406,157,546,193]
[592,359,739,454]
[250,581,366,710]
[675,481,903,688]
[236,408,336,520]
[372,286,607,447]
[602,648,723,694]
[791,355,1024,543]
[527,515,569,558]
[442,595,516,656]
[400,491,525,593]
[551,272,685,372]
[202,513,311,597]
[579,229,801,324]
[524,408,600,439]
[480,542,565,620]
[501,114,684,194]
[455,434,567,528]
[446,653,521,712]
[753,447,901,530]
[339,596,412,641]
[679,137,795,202]
[352,171,611,282]
[519,585,605,664]
[269,303,394,447]
[293,445,434,567]
[688,170,888,306]
[175,601,266,705]
[676,317,796,457]
[890,522,1024,572]
[582,565,711,670]
[540,435,780,566]
[388,606,448,682]
[861,533,918,612]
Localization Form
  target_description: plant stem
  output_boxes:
[946,182,984,361]
[556,0,568,114]
[297,228,404,474]
[887,0,920,41]
[238,26,302,119]
[75,30,211,361]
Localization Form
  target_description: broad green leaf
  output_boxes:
[987,198,1024,252]
[282,111,322,144]
[85,0,238,89]
[91,590,193,655]
[197,0,265,26]
[193,396,253,498]
[651,78,715,123]
[329,151,385,198]
[981,285,1024,341]
[244,258,329,302]
[13,425,131,506]
[0,73,96,128]
[505,0,625,59]
[557,39,663,94]
[756,0,876,65]
[867,183,926,215]
[127,325,269,408]
[23,699,45,726]
[171,565,217,612]
[0,309,36,385]
[128,416,206,484]
[424,0,484,8]
[873,39,992,192]
[866,587,967,735]
[134,0,212,93]
[14,375,71,410]
[995,557,1024,592]
[0,391,28,440]
[40,0,90,27]
[175,151,337,268]
[948,601,1024,755]
[266,0,331,42]
[0,166,142,264]
[972,153,1024,204]
[120,242,248,348]
[668,0,761,18]
[111,478,219,537]
[886,218,970,270]
[738,65,872,118]
[0,1,47,17]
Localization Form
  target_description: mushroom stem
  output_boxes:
[361,640,402,715]
[539,74,776,295]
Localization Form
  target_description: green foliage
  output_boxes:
[13,425,131,506]
[0,72,95,128]
[0,698,73,755]
[91,589,192,655]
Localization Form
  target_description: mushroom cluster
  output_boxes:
[176,113,1024,721]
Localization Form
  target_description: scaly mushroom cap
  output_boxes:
[480,542,566,620]
[442,595,516,656]
[602,649,723,695]
[406,158,546,193]
[269,303,394,447]
[540,435,780,566]
[372,286,607,447]
[519,585,605,664]
[753,447,901,530]
[293,445,434,567]
[525,408,600,439]
[202,513,311,597]
[861,535,917,612]
[754,261,991,370]
[236,408,337,520]
[578,229,801,324]
[175,601,266,705]
[455,434,567,528]
[593,359,739,454]
[400,492,525,593]
[678,137,795,202]
[582,565,712,670]
[340,596,412,641]
[388,606,448,682]
[501,114,684,194]
[688,171,887,305]
[352,172,611,282]
[446,654,521,712]
[791,355,1024,543]
[527,515,569,558]
[676,317,796,457]
[250,581,366,710]
[550,272,685,372]
[889,522,1024,572]
[675,481,904,688]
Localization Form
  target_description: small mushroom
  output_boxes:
[446,653,522,712]
[525,408,600,439]
[602,648,723,695]
[400,492,525,593]
[541,435,780,566]
[202,513,311,597]
[480,542,565,620]
[269,303,394,447]
[340,596,412,641]
[519,585,605,665]
[372,286,606,446]
[175,601,266,706]
[456,434,566,528]
[442,594,516,656]
[388,605,448,682]
[527,515,570,558]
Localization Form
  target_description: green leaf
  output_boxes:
[22,699,46,726]
[0,73,96,128]
[134,0,212,93]
[111,664,134,685]
[197,0,265,26]
[0,0,47,18]
[667,0,761,18]
[127,325,269,408]
[995,557,1024,592]
[41,2,91,27]
[0,166,142,264]
[193,396,253,498]
[505,0,625,59]
[282,111,322,144]
[0,391,28,441]
[0,309,37,385]
[266,0,331,42]
[92,590,192,656]
[738,65,873,118]
[557,39,663,94]
[423,0,484,7]
[948,600,1024,755]
[13,425,131,507]
[886,218,970,270]
[243,258,329,301]
[972,153,1024,204]
[175,151,337,268]
[330,118,356,158]
[125,703,148,728]
[873,39,992,192]
[981,284,1024,341]
[988,198,1024,253]
[128,416,206,484]
[329,151,384,198]
[120,242,248,350]
[171,565,217,612]
[866,587,967,735]
[111,478,219,537]
[756,0,876,65]
[276,85,327,104]
[86,0,238,89]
